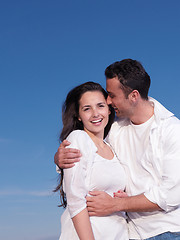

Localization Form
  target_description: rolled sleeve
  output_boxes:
[64,159,88,218]
[63,130,96,218]
[144,118,180,212]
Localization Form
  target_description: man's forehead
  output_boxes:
[106,78,116,90]
[106,85,113,93]
[105,78,112,88]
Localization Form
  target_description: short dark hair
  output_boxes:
[105,59,151,99]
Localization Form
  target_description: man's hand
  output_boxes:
[54,140,81,169]
[86,191,161,216]
[86,191,117,217]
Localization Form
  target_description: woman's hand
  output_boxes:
[113,190,128,198]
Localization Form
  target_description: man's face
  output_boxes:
[106,77,132,118]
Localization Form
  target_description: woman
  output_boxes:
[55,81,128,240]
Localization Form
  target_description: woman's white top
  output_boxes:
[59,130,128,240]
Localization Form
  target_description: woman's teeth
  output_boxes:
[91,119,102,123]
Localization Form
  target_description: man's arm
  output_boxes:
[54,140,81,169]
[86,191,161,217]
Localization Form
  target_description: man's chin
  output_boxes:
[116,112,125,119]
[115,111,121,117]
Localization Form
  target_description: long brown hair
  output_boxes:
[54,81,115,207]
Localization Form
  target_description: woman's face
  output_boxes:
[78,91,109,138]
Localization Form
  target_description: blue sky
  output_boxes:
[0,1,180,239]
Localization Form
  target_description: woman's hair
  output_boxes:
[54,81,115,208]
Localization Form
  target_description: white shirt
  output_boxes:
[106,97,180,239]
[60,130,129,240]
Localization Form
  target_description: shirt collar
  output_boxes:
[148,97,174,129]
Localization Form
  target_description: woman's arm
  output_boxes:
[62,131,97,238]
[72,208,95,240]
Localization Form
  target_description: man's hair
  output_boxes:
[105,59,151,99]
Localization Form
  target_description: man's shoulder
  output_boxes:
[106,117,130,145]
[107,117,130,139]
[160,115,180,135]
[112,117,130,128]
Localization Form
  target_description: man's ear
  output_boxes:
[128,90,139,103]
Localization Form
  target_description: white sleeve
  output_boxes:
[56,165,61,173]
[63,130,96,218]
[144,117,180,212]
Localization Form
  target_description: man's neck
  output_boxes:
[130,100,154,125]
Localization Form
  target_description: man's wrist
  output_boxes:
[112,194,161,213]
[112,197,125,212]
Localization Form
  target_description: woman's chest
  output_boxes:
[88,156,126,195]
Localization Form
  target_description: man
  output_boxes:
[54,59,180,239]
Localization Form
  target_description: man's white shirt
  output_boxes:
[106,97,180,239]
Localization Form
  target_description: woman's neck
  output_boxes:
[84,129,114,160]
[84,129,105,148]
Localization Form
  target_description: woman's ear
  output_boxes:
[78,117,82,121]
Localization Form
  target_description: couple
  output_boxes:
[54,59,180,240]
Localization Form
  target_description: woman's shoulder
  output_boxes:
[66,130,97,154]
[67,130,89,141]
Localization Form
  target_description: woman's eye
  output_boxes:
[99,104,105,108]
